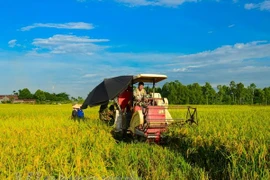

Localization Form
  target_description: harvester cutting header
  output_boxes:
[81,74,198,143]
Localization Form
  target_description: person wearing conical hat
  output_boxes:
[71,104,84,119]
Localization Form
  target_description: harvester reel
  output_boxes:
[185,107,198,125]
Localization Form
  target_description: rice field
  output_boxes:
[0,104,269,179]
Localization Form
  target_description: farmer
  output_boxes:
[99,102,115,124]
[71,104,84,119]
[133,81,148,107]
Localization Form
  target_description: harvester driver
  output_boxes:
[133,82,148,107]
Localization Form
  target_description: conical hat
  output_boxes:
[72,104,81,109]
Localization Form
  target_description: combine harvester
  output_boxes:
[81,74,198,143]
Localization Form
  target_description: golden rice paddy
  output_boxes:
[0,104,269,179]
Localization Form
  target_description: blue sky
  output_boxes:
[1,0,270,98]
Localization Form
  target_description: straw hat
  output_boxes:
[72,104,81,109]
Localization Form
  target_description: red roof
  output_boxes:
[0,95,19,100]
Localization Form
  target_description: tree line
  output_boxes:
[150,81,270,105]
[13,80,270,105]
[13,88,83,103]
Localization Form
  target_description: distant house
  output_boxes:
[12,99,24,103]
[14,99,36,104]
[12,99,36,104]
[0,95,19,103]
[0,95,35,104]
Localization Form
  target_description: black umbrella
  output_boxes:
[81,75,133,109]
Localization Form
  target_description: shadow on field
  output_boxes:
[162,136,232,180]
[110,130,134,143]
[99,118,232,179]
[70,117,89,122]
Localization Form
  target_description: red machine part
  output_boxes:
[118,88,133,111]
[118,89,168,143]
[144,106,167,143]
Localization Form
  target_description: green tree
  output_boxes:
[71,97,78,102]
[167,82,178,104]
[255,89,265,105]
[161,81,184,104]
[229,81,236,104]
[18,88,33,99]
[263,87,270,105]
[78,96,84,103]
[202,82,215,105]
[161,82,170,99]
[44,92,53,101]
[56,92,69,101]
[13,90,18,96]
[155,87,162,94]
[172,80,183,104]
[236,83,245,104]
[178,84,189,104]
[34,89,46,102]
[248,83,256,105]
[188,83,203,104]
[217,85,226,104]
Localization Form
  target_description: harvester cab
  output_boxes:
[115,74,198,143]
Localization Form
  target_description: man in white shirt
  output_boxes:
[133,82,148,106]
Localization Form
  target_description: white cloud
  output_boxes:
[32,34,109,54]
[260,0,270,10]
[245,3,258,10]
[115,0,153,6]
[244,1,270,11]
[164,41,270,86]
[170,41,270,67]
[20,22,94,31]
[116,0,197,7]
[82,74,97,78]
[172,64,205,72]
[172,68,187,72]
[228,24,235,28]
[8,39,18,48]
[1,40,270,97]
[228,65,270,73]
[8,39,22,48]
